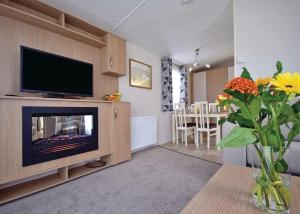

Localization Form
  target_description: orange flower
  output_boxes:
[216,93,232,101]
[225,77,258,95]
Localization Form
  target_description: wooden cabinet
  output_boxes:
[101,33,126,76]
[111,102,131,164]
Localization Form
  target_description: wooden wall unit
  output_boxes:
[100,33,126,77]
[0,0,131,204]
[0,97,131,204]
[0,0,128,98]
[190,68,228,103]
[206,68,228,103]
[111,103,131,164]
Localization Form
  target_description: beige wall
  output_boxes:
[119,42,172,145]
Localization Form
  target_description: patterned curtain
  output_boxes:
[179,66,188,105]
[161,57,173,112]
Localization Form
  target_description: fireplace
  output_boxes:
[22,107,98,166]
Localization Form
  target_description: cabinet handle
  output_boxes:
[114,108,118,120]
[110,57,113,67]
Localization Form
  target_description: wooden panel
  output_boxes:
[64,14,106,37]
[181,164,300,214]
[0,172,65,204]
[0,0,59,22]
[0,3,106,48]
[65,23,103,42]
[0,98,114,184]
[111,103,131,164]
[101,33,126,76]
[58,13,64,27]
[68,161,110,180]
[206,68,228,103]
[0,15,116,99]
[4,0,62,19]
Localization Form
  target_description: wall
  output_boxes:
[0,16,118,99]
[224,0,300,166]
[234,0,300,78]
[228,66,235,80]
[119,42,172,145]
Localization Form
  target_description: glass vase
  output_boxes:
[251,145,291,214]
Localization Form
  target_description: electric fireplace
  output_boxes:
[22,107,98,166]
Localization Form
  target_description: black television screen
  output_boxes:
[21,46,93,97]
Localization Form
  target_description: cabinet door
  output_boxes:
[111,103,131,164]
[206,68,228,103]
[101,33,126,76]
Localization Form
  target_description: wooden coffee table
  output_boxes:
[181,164,300,214]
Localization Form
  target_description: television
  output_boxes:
[21,46,93,97]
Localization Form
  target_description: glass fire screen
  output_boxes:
[31,115,93,154]
[23,106,98,166]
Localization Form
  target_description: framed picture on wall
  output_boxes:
[129,58,152,89]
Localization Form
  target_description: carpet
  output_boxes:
[0,147,220,214]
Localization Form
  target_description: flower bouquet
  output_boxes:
[217,61,300,213]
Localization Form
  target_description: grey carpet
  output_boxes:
[0,147,221,214]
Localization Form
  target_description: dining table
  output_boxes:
[171,111,228,148]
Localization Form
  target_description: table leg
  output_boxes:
[216,116,221,150]
[172,114,175,143]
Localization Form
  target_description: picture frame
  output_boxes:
[129,58,152,89]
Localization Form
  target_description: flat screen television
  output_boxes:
[21,46,93,97]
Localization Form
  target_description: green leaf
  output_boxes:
[292,100,300,113]
[241,67,253,80]
[288,122,300,144]
[276,60,283,73]
[273,60,283,77]
[223,89,245,101]
[233,100,253,120]
[274,159,288,173]
[218,118,227,126]
[266,130,279,152]
[249,98,261,119]
[218,127,257,148]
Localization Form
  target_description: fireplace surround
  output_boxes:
[22,106,98,166]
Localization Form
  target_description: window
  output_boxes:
[172,66,181,105]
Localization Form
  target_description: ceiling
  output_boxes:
[41,0,234,66]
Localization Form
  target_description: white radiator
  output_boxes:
[131,116,157,151]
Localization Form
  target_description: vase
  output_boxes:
[251,145,291,214]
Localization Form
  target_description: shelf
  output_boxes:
[0,3,106,48]
[0,173,65,204]
[68,163,111,180]
[0,154,112,204]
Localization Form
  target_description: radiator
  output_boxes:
[131,116,157,151]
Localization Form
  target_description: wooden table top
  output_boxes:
[172,112,228,118]
[180,164,300,214]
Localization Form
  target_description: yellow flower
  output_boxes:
[255,77,272,86]
[270,72,300,94]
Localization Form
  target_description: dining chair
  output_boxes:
[208,102,220,125]
[208,103,220,113]
[191,102,217,150]
[173,103,196,146]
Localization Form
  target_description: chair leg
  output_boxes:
[176,130,179,145]
[181,132,184,143]
[200,132,203,144]
[195,131,199,148]
[207,132,210,150]
[185,130,188,147]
